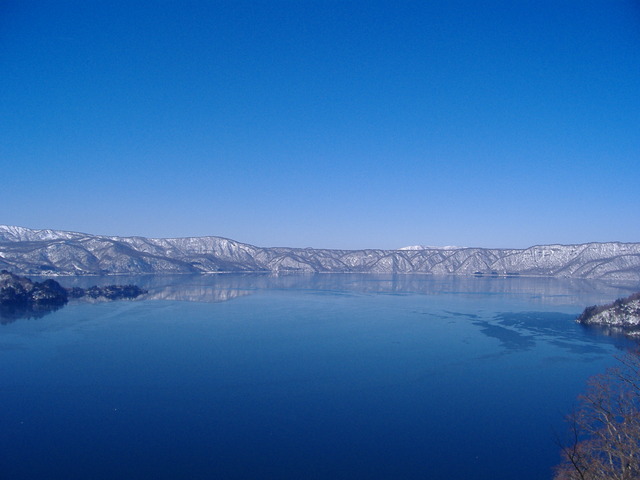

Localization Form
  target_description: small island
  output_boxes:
[0,270,146,321]
[577,291,640,337]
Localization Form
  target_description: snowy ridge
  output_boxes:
[0,225,639,280]
[398,245,463,251]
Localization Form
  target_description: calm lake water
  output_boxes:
[1,274,638,480]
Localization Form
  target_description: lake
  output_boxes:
[1,274,638,479]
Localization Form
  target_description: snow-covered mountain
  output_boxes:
[398,245,462,251]
[1,225,639,280]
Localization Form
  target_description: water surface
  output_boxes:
[1,274,637,479]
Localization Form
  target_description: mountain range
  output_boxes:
[1,225,639,280]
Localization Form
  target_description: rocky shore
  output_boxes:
[0,270,146,322]
[577,291,640,336]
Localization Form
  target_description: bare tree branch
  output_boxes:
[554,350,640,480]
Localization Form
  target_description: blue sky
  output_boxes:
[1,1,639,249]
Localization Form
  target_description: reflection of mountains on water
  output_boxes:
[144,285,252,303]
[50,273,640,306]
[0,302,64,324]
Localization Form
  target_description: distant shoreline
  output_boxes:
[1,225,639,280]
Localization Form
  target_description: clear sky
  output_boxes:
[1,1,639,249]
